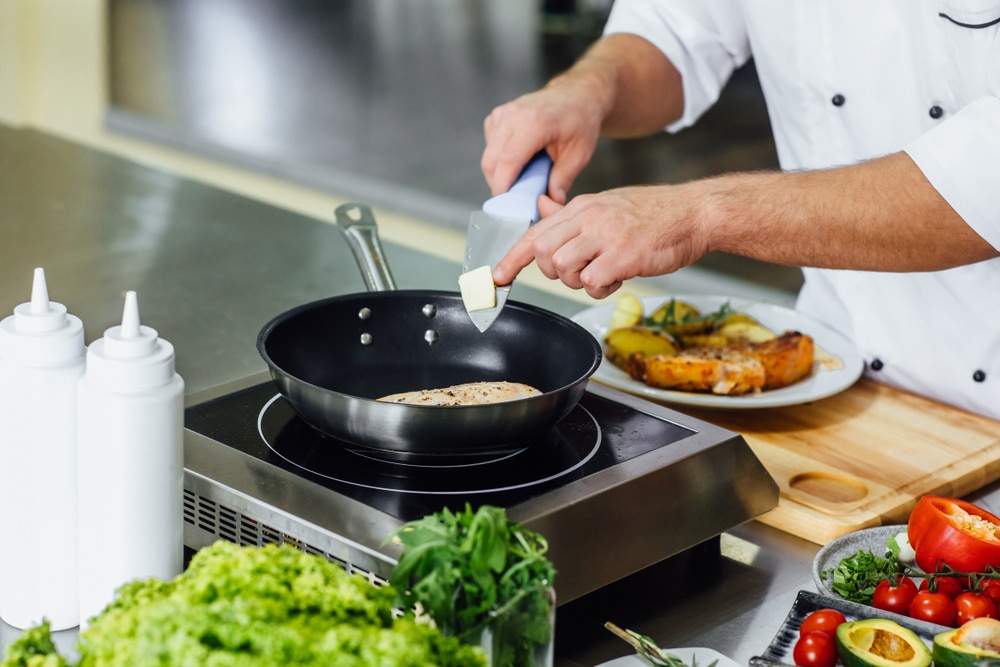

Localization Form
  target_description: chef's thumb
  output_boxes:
[538,194,564,218]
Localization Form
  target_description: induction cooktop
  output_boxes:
[180,372,778,604]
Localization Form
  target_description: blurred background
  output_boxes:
[0,0,800,297]
[105,0,800,294]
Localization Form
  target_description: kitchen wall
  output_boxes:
[0,0,485,298]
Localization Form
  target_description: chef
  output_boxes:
[481,1,1000,421]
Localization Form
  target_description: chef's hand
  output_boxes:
[481,82,604,206]
[492,184,711,300]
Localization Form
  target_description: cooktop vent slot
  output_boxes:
[182,486,389,586]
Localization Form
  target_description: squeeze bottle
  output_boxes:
[77,290,184,627]
[0,268,85,630]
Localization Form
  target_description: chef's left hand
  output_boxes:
[492,184,710,300]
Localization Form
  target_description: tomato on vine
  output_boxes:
[872,577,918,615]
[920,575,963,599]
[954,591,998,625]
[909,590,956,626]
[977,579,1000,605]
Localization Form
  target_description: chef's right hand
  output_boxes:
[481,82,604,206]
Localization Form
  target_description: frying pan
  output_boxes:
[256,203,602,457]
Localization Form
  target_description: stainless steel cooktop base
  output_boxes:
[181,372,779,604]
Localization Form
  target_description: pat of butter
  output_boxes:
[458,265,497,311]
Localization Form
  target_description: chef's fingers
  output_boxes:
[538,194,564,218]
[530,223,625,299]
[492,196,567,286]
[482,98,595,203]
[482,105,542,196]
[492,227,538,286]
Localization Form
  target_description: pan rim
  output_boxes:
[256,289,603,410]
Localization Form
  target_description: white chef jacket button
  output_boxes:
[929,105,944,119]
[831,94,846,107]
[973,369,987,382]
[870,358,884,371]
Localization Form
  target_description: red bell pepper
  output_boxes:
[908,496,1000,574]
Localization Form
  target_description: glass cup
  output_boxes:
[469,583,555,667]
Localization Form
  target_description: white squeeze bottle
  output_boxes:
[77,290,184,627]
[0,267,85,630]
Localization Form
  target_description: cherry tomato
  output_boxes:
[909,590,957,626]
[920,576,964,599]
[981,579,1000,605]
[873,577,919,615]
[793,630,838,667]
[799,609,848,637]
[954,591,998,625]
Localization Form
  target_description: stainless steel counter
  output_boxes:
[2,124,998,666]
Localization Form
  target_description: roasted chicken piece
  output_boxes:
[628,347,767,395]
[736,330,815,390]
[627,331,814,395]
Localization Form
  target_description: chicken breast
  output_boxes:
[377,381,542,406]
[627,332,814,395]
[632,347,767,395]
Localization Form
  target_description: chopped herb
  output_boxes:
[821,549,903,604]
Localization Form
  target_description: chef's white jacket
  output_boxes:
[605,0,1000,420]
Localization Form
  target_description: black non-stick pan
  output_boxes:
[256,203,602,457]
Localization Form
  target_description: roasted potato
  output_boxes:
[608,292,644,330]
[648,299,700,325]
[716,320,776,344]
[604,326,680,371]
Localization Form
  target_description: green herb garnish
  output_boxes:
[821,549,903,603]
[387,504,555,667]
[642,299,736,330]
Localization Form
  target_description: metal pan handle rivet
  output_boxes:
[423,330,439,345]
[358,307,371,320]
[421,304,436,318]
[359,333,373,346]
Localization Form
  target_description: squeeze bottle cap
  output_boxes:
[0,267,85,365]
[103,291,159,359]
[85,290,176,391]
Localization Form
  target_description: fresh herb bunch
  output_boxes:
[387,504,556,667]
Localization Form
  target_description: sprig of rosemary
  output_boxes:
[605,622,719,667]
[641,299,736,329]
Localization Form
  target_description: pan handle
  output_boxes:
[335,203,397,293]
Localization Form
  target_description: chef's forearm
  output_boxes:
[550,33,684,139]
[702,152,999,272]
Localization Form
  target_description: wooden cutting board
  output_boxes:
[679,378,1000,545]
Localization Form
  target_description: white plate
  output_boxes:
[571,295,864,409]
[597,646,740,667]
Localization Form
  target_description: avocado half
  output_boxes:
[835,619,932,667]
[933,618,1000,667]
